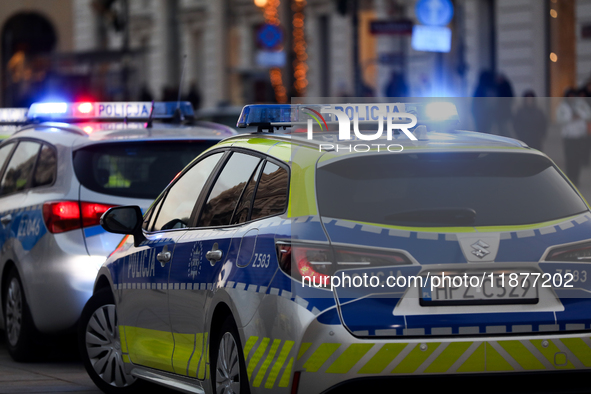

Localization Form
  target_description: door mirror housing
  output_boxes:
[100,206,145,247]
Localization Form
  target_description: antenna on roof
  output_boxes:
[146,101,155,128]
[173,54,188,124]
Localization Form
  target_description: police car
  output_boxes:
[0,101,235,361]
[81,102,591,394]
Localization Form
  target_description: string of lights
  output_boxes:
[292,0,308,96]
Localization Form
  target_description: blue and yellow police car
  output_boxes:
[81,102,591,394]
[0,101,235,361]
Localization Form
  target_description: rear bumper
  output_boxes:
[295,320,591,394]
[320,370,591,394]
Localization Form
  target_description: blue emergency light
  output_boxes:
[27,101,195,121]
[237,102,459,131]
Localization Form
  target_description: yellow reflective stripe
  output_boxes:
[278,357,294,388]
[122,354,131,363]
[298,342,312,360]
[303,343,341,372]
[498,340,545,370]
[265,340,294,389]
[424,342,472,373]
[188,333,205,377]
[124,326,175,373]
[531,340,575,369]
[358,343,406,374]
[457,343,485,372]
[172,333,195,375]
[326,344,374,374]
[485,343,513,371]
[391,343,440,374]
[253,339,282,387]
[244,336,259,360]
[247,337,270,380]
[119,326,128,353]
[198,332,209,380]
[560,338,591,367]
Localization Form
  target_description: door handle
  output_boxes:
[206,243,223,265]
[0,214,12,225]
[157,245,171,267]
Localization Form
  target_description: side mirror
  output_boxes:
[100,206,146,247]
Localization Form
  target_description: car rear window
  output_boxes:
[316,152,588,227]
[73,141,215,199]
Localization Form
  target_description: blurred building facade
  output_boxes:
[1,0,591,107]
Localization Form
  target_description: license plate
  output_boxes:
[419,273,539,306]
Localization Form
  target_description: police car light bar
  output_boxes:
[236,102,459,130]
[27,101,195,121]
[0,108,29,124]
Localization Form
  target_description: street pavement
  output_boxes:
[0,336,101,393]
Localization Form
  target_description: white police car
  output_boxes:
[0,101,235,361]
[81,102,591,394]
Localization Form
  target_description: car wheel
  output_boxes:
[79,287,143,394]
[211,315,250,394]
[3,267,37,361]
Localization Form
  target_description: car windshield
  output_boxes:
[316,152,588,227]
[73,140,215,199]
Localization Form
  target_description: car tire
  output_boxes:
[79,287,144,394]
[211,314,250,394]
[3,267,38,361]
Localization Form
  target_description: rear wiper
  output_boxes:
[385,208,476,226]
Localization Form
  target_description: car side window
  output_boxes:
[198,152,261,227]
[153,152,223,231]
[0,141,41,197]
[0,143,16,178]
[250,161,289,221]
[32,144,57,188]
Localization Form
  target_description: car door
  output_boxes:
[0,140,43,265]
[118,151,225,373]
[167,150,266,378]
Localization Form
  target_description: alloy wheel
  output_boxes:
[5,278,22,347]
[216,332,241,394]
[85,305,135,387]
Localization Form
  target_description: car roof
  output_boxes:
[218,129,533,154]
[3,120,237,149]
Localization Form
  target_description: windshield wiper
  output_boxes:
[385,208,476,226]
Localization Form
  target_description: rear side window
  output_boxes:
[250,162,289,221]
[316,152,588,227]
[33,145,57,187]
[0,141,40,196]
[73,141,216,199]
[198,153,261,227]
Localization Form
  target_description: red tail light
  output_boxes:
[276,241,411,287]
[43,201,117,234]
[546,241,591,261]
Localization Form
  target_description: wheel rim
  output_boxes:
[5,278,22,347]
[216,332,241,394]
[85,305,135,387]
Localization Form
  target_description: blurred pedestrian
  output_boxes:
[472,70,497,134]
[556,88,591,186]
[512,90,547,151]
[139,84,153,101]
[185,81,201,110]
[495,73,514,137]
[384,71,408,98]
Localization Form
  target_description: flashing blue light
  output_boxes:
[237,104,293,128]
[29,102,68,115]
